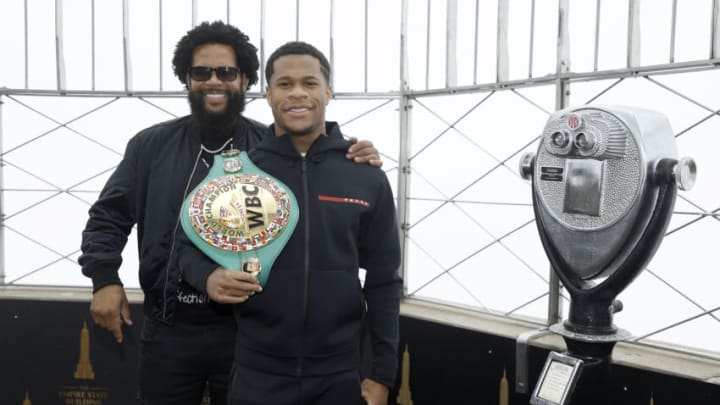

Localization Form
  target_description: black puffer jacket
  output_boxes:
[79,115,266,322]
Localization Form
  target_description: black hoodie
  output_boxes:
[182,121,402,388]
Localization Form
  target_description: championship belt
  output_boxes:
[180,149,299,287]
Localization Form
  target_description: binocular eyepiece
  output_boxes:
[521,106,695,335]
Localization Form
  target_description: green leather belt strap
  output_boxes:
[180,149,299,287]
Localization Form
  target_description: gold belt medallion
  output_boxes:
[188,173,292,252]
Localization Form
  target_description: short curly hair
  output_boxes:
[172,21,259,88]
[265,41,331,85]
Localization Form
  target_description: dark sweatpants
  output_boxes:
[138,317,236,405]
[227,364,366,405]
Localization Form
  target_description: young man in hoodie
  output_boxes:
[183,41,402,405]
[79,22,382,404]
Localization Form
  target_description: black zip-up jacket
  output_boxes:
[181,122,402,388]
[79,115,266,322]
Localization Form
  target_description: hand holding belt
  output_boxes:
[180,150,299,287]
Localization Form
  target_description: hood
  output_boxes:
[255,121,352,160]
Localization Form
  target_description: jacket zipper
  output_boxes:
[162,143,205,321]
[298,155,311,376]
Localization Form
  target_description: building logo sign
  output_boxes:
[57,321,109,405]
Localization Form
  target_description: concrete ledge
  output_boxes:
[401,297,720,385]
[2,286,718,385]
[0,285,144,303]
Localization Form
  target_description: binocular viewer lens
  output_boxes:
[522,106,696,335]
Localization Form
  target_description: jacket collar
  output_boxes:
[258,121,351,159]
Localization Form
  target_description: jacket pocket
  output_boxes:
[305,268,364,356]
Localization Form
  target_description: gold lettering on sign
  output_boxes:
[74,321,95,380]
[58,387,109,405]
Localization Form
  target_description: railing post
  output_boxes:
[0,94,5,285]
[398,0,412,296]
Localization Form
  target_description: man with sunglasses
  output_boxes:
[79,21,381,404]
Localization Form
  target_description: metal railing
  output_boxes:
[1,0,718,362]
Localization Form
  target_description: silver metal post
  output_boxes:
[329,0,335,87]
[0,95,5,285]
[515,328,551,393]
[497,0,509,82]
[556,0,570,111]
[159,0,163,91]
[473,0,479,85]
[92,0,96,90]
[594,0,601,71]
[515,0,571,394]
[712,0,720,58]
[425,1,431,89]
[529,0,536,77]
[552,0,570,321]
[24,0,29,89]
[548,268,562,324]
[398,0,412,296]
[55,0,66,92]
[627,0,641,68]
[446,0,458,88]
[296,0,300,40]
[260,0,266,91]
[670,0,678,63]
[122,0,132,92]
[191,0,197,27]
[364,0,369,92]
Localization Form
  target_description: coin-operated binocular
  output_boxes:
[520,106,696,405]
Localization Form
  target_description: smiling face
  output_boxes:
[266,54,331,152]
[186,43,249,126]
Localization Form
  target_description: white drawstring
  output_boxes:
[161,146,204,320]
[161,137,234,319]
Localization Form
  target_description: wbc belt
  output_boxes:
[180,149,298,287]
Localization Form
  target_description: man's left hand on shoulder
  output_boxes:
[347,137,383,168]
[361,378,389,405]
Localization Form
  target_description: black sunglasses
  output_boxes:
[189,66,240,82]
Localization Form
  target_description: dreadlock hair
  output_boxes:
[172,21,259,88]
[265,41,331,85]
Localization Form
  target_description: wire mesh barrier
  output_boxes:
[1,0,718,365]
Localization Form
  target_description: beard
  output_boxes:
[188,88,246,130]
